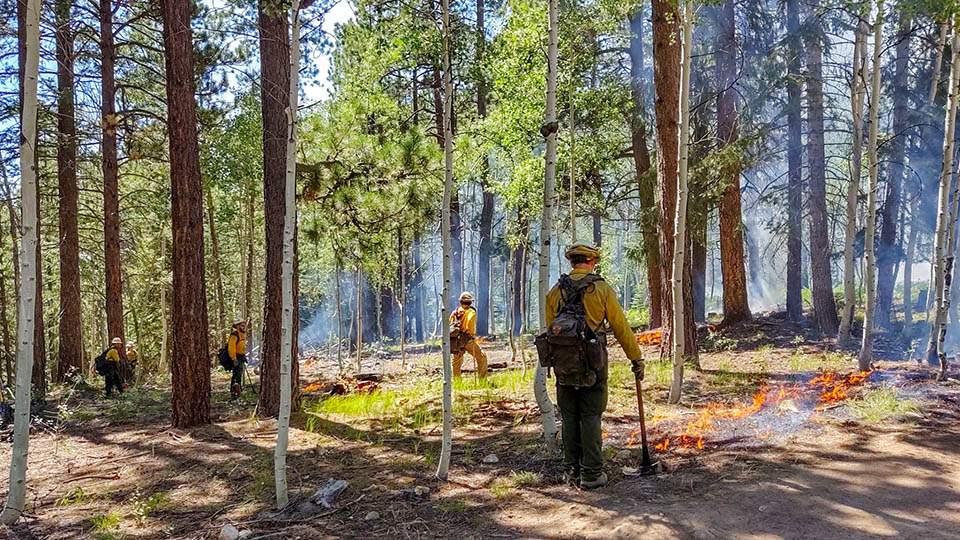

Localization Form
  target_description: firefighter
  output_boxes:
[124,342,138,383]
[104,337,125,397]
[545,243,644,489]
[228,320,247,398]
[451,292,488,379]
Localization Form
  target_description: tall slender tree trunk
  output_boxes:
[258,0,299,416]
[512,221,528,335]
[785,0,803,321]
[535,0,561,452]
[335,261,343,372]
[839,19,867,343]
[436,0,454,479]
[668,0,695,404]
[163,0,210,428]
[804,0,840,337]
[476,0,493,337]
[653,0,696,360]
[1,0,39,520]
[355,266,363,370]
[101,0,123,347]
[859,0,884,369]
[159,233,168,372]
[245,182,254,321]
[692,222,706,323]
[876,11,911,329]
[630,8,663,328]
[56,0,82,382]
[903,197,919,336]
[413,234,425,342]
[716,0,750,326]
[206,187,227,343]
[927,28,960,372]
[274,0,300,508]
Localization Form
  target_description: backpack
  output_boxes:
[218,332,237,371]
[94,349,112,376]
[449,307,473,355]
[535,274,608,388]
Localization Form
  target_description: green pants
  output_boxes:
[556,381,608,482]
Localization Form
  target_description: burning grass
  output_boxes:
[636,369,878,453]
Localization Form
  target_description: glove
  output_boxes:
[631,359,645,381]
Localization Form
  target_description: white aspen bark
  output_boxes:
[931,22,949,103]
[436,0,454,480]
[535,0,561,451]
[1,0,39,523]
[274,0,299,510]
[903,197,919,337]
[926,27,960,368]
[570,81,576,243]
[858,0,883,369]
[668,0,693,405]
[839,19,867,343]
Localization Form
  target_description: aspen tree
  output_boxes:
[1,0,39,522]
[535,0,561,450]
[274,0,300,508]
[669,0,694,404]
[436,0,454,479]
[858,0,883,369]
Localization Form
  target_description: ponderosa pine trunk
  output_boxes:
[876,11,910,329]
[716,0,750,326]
[56,0,82,382]
[839,19,867,343]
[101,0,124,348]
[258,0,300,416]
[926,29,960,370]
[436,0,454,479]
[804,1,840,337]
[859,0,883,369]
[785,0,803,321]
[162,0,211,428]
[628,8,662,329]
[653,0,696,359]
[535,0,561,452]
[1,0,39,520]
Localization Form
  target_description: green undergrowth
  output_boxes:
[304,368,536,434]
[851,387,920,422]
[789,350,852,374]
[489,471,541,499]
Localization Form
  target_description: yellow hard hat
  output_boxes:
[564,243,601,260]
[459,292,474,303]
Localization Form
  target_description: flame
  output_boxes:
[637,329,662,345]
[303,382,322,392]
[647,370,873,453]
[475,337,489,344]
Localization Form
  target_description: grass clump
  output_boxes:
[852,387,919,422]
[56,486,86,507]
[131,489,167,525]
[490,471,541,499]
[436,498,470,513]
[86,509,122,531]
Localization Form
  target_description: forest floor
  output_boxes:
[3,314,960,540]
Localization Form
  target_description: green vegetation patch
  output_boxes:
[489,471,540,499]
[851,387,920,422]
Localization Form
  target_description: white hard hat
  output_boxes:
[459,292,474,303]
[111,337,123,345]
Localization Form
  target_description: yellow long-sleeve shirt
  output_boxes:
[228,330,246,361]
[106,348,121,363]
[545,269,642,362]
[451,306,477,336]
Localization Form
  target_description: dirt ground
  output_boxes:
[2,315,960,540]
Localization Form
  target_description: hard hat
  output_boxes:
[126,342,134,347]
[459,292,474,303]
[234,320,246,327]
[564,243,601,260]
[111,337,123,345]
